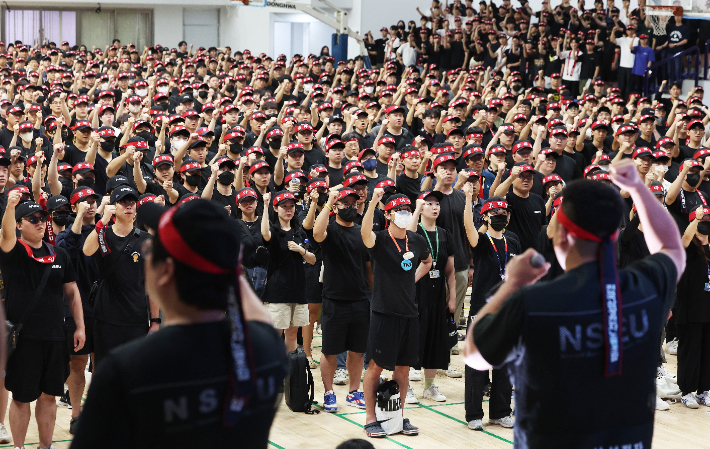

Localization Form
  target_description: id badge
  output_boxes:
[705,283,710,292]
[429,270,440,279]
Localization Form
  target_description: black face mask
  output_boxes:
[59,176,73,189]
[225,84,235,93]
[488,214,508,231]
[698,221,710,235]
[337,206,358,222]
[52,211,70,226]
[218,171,235,185]
[100,141,115,152]
[317,192,328,206]
[229,143,243,155]
[136,131,152,142]
[185,174,201,186]
[268,139,281,150]
[77,177,95,188]
[382,192,392,206]
[63,81,72,89]
[198,91,208,99]
[36,95,46,104]
[686,173,701,187]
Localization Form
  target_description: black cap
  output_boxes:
[137,199,240,273]
[110,185,139,205]
[419,189,444,202]
[47,195,69,211]
[15,201,49,220]
[106,175,130,192]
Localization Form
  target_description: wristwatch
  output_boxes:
[150,318,162,324]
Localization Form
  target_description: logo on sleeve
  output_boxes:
[131,252,140,263]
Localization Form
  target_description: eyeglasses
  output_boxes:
[23,214,48,224]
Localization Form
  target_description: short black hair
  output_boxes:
[423,108,441,120]
[561,179,623,239]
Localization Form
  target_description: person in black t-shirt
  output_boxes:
[0,194,85,449]
[677,205,710,408]
[260,191,316,352]
[395,146,424,205]
[462,190,519,431]
[313,188,371,413]
[82,186,155,368]
[71,199,287,449]
[465,162,685,448]
[202,158,239,218]
[666,159,707,233]
[496,162,547,251]
[361,191,431,438]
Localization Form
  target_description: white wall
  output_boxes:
[153,5,183,48]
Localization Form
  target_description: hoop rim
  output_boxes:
[645,5,683,16]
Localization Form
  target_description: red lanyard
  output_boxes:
[388,228,409,254]
[18,239,56,264]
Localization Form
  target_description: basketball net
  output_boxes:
[645,5,682,36]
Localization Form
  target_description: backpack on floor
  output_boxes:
[285,348,318,414]
[375,380,403,435]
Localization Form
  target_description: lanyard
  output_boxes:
[486,232,507,279]
[388,228,409,254]
[680,189,707,213]
[420,224,439,267]
[18,239,56,264]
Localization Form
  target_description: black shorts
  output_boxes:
[65,316,95,356]
[94,320,147,367]
[321,297,370,355]
[6,338,69,403]
[367,311,419,371]
[305,263,323,304]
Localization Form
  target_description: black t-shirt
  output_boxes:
[1,241,76,341]
[210,187,238,218]
[396,173,423,205]
[676,242,710,324]
[505,191,546,251]
[326,165,344,187]
[63,144,89,166]
[553,153,583,182]
[320,222,371,302]
[415,226,455,299]
[70,320,288,449]
[667,188,706,233]
[302,148,326,174]
[368,229,430,317]
[619,214,650,268]
[436,188,471,272]
[581,141,609,168]
[474,253,677,448]
[92,227,151,326]
[470,230,522,315]
[263,225,308,304]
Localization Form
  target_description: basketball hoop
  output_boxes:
[645,5,683,36]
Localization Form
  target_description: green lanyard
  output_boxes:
[420,224,439,268]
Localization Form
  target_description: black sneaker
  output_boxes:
[58,390,72,409]
[364,422,386,438]
[69,417,79,435]
[402,418,419,436]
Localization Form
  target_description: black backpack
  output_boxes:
[284,348,318,414]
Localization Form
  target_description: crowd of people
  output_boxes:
[0,0,705,446]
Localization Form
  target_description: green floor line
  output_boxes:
[417,403,514,445]
[0,439,73,448]
[268,440,286,449]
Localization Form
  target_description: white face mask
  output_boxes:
[393,210,413,228]
[157,86,169,94]
[655,164,669,174]
[20,131,33,142]
[599,165,610,172]
[0,93,7,100]
[365,86,374,94]
[612,124,620,133]
[304,83,313,92]
[136,89,147,97]
[172,139,187,151]
[101,83,109,90]
[128,78,136,85]
[128,104,141,114]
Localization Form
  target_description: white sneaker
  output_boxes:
[489,414,515,428]
[422,384,446,402]
[658,365,677,383]
[655,395,670,411]
[681,393,700,408]
[409,367,422,381]
[666,338,678,355]
[0,423,9,443]
[333,369,347,385]
[656,376,681,398]
[468,419,483,430]
[695,391,710,406]
[405,386,419,404]
[307,356,317,369]
[445,364,462,378]
[451,343,459,355]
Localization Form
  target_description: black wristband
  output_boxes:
[150,318,162,324]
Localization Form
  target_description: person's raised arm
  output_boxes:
[494,165,519,197]
[313,189,338,241]
[683,206,703,248]
[201,163,219,200]
[462,182,480,248]
[0,190,22,253]
[665,159,691,206]
[83,204,115,256]
[261,192,272,242]
[610,158,685,278]
[361,188,384,248]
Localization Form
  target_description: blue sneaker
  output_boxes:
[324,390,337,412]
[346,389,366,409]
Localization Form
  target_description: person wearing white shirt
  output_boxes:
[397,34,422,68]
[611,24,639,100]
[557,35,583,95]
[384,28,401,62]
